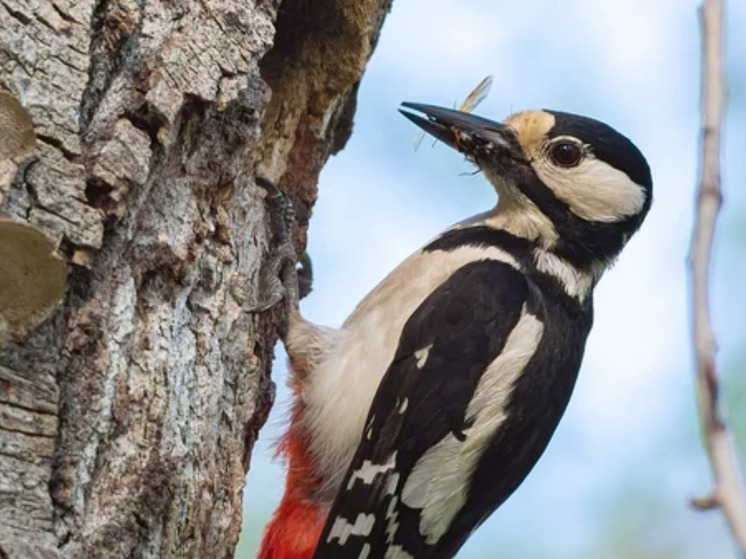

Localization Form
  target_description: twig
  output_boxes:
[689,0,746,552]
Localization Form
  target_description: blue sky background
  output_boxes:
[238,1,746,557]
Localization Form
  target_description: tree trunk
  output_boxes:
[0,1,391,558]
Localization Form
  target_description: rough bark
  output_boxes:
[0,1,392,558]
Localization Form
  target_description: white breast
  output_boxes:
[302,245,520,502]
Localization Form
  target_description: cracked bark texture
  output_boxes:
[0,0,392,558]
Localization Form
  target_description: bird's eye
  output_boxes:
[549,141,582,167]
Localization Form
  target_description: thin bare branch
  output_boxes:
[689,0,746,552]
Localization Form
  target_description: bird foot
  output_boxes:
[252,178,314,337]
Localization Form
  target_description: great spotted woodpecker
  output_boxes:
[257,103,652,559]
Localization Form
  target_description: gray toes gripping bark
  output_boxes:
[253,178,314,327]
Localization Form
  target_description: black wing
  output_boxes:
[312,259,540,559]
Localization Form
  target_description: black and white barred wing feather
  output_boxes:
[313,259,548,559]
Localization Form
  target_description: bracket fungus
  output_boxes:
[0,90,36,198]
[0,90,35,160]
[0,218,67,345]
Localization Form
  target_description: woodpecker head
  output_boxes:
[400,103,652,270]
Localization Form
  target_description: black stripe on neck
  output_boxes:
[423,226,532,255]
[423,225,591,312]
[508,166,645,269]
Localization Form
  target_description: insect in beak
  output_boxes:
[412,75,493,151]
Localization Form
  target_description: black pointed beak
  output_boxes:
[399,102,514,158]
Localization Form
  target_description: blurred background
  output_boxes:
[237,1,746,557]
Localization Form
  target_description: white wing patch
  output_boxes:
[385,472,400,496]
[385,495,400,544]
[414,344,433,369]
[347,452,397,490]
[384,545,415,559]
[327,513,376,545]
[400,308,545,544]
[365,414,376,440]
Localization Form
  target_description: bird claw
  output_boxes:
[252,178,314,335]
[297,251,313,300]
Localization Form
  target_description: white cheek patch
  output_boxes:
[532,156,646,223]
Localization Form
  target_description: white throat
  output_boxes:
[477,171,558,249]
